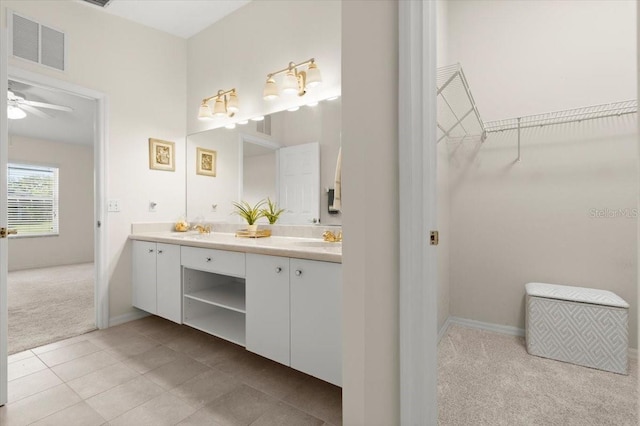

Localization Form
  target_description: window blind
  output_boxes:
[8,163,59,237]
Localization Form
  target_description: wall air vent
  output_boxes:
[82,0,113,7]
[10,11,66,71]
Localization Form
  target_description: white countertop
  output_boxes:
[129,231,342,263]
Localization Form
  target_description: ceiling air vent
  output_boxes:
[10,11,66,71]
[82,0,113,7]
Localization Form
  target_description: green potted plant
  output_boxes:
[232,199,266,232]
[261,198,286,225]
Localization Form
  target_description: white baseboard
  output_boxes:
[109,310,150,327]
[440,316,638,359]
[438,317,452,343]
[447,316,525,337]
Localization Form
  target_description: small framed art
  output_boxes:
[196,147,217,177]
[149,138,175,171]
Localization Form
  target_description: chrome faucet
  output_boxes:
[322,230,342,242]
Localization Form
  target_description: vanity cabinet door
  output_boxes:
[290,259,342,386]
[246,253,290,365]
[156,243,182,323]
[132,241,157,315]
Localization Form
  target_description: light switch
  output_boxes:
[107,199,120,212]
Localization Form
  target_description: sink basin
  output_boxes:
[291,241,342,248]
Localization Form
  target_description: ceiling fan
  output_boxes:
[7,89,73,120]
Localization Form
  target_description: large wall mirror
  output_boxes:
[186,98,341,225]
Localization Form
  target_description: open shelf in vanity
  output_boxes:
[183,267,246,346]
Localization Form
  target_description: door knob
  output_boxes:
[158,250,163,254]
[275,267,282,273]
[206,257,212,262]
[295,270,302,276]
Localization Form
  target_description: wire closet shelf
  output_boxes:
[437,63,486,143]
[484,100,638,133]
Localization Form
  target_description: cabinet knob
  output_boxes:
[295,269,302,276]
[206,257,212,262]
[158,250,163,254]
[148,249,154,253]
[275,267,282,273]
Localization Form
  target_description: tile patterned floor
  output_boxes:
[1,316,342,426]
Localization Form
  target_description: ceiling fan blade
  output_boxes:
[20,99,73,112]
[20,104,54,119]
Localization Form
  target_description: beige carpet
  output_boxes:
[8,263,96,354]
[438,324,638,426]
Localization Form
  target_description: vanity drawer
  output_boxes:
[181,246,246,278]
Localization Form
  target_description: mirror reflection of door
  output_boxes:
[278,143,320,224]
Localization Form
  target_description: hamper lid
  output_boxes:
[525,282,629,308]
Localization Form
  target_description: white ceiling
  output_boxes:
[8,80,96,146]
[95,0,251,39]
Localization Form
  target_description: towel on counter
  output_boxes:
[331,146,342,211]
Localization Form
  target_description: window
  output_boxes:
[8,163,59,237]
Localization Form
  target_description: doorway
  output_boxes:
[7,78,96,354]
[1,67,108,406]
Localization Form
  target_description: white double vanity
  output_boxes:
[130,230,342,387]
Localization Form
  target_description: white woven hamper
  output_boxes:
[525,282,629,375]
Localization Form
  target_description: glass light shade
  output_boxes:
[197,103,213,120]
[250,116,265,121]
[263,78,279,100]
[213,97,227,117]
[287,106,300,112]
[306,101,319,107]
[306,62,322,88]
[281,70,299,94]
[225,123,236,129]
[227,92,239,112]
[238,120,249,125]
[8,105,26,120]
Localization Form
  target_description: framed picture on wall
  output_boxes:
[149,138,175,171]
[196,147,217,177]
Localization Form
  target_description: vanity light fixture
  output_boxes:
[263,58,322,100]
[198,88,239,120]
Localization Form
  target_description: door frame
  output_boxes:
[398,1,438,424]
[1,25,8,407]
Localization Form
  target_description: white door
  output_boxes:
[278,142,320,225]
[1,27,8,407]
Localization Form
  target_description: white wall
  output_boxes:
[8,135,94,271]
[1,1,187,320]
[445,0,638,347]
[187,0,341,135]
[447,0,637,121]
[342,1,399,424]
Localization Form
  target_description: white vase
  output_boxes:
[247,224,258,233]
